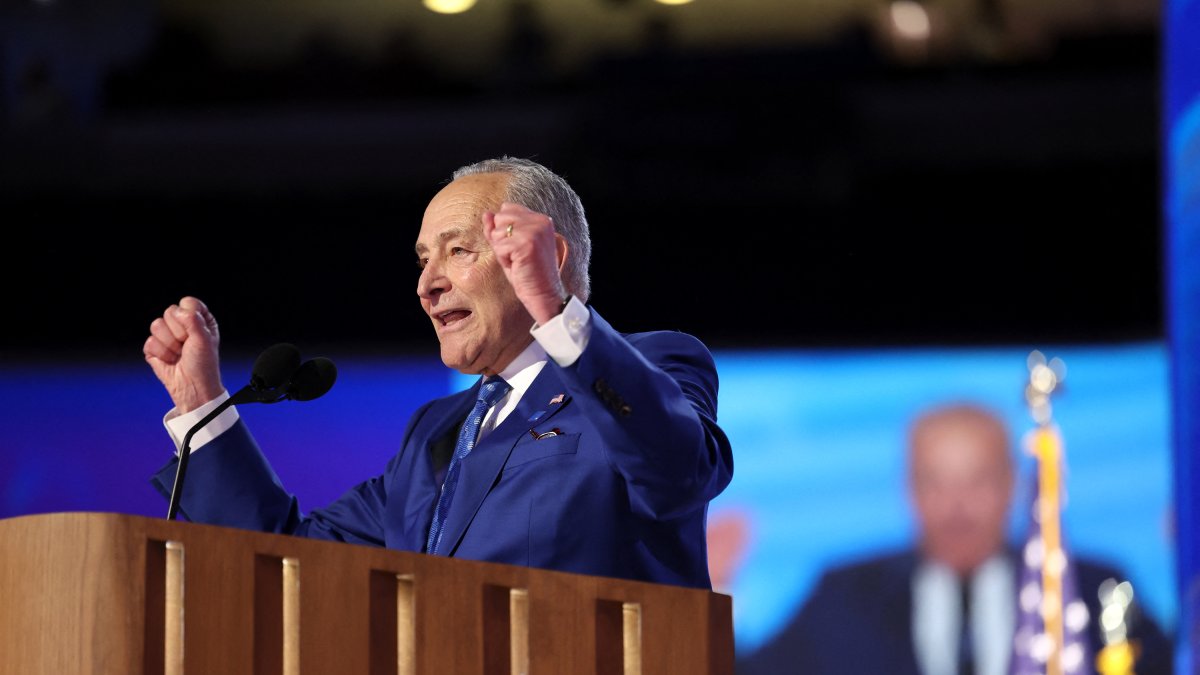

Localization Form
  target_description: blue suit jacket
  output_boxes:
[153,309,733,589]
[737,549,1174,675]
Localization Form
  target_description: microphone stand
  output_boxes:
[165,383,293,521]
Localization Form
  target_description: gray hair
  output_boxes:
[453,157,592,302]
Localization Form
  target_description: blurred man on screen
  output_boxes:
[739,403,1171,675]
[142,157,733,589]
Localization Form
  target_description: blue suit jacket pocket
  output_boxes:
[504,433,580,470]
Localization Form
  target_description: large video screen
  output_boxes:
[702,343,1173,658]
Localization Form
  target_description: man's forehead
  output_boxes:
[911,424,1011,473]
[414,224,479,253]
[429,173,509,212]
[415,172,509,249]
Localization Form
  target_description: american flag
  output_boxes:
[1009,428,1093,675]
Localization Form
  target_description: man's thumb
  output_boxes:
[178,297,218,342]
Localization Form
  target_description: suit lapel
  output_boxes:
[885,553,922,675]
[400,387,477,550]
[439,367,572,557]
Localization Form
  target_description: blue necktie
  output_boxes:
[425,377,512,555]
[958,575,975,675]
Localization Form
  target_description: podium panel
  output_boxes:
[0,513,733,675]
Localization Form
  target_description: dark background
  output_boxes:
[0,0,1162,359]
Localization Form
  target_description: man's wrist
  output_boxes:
[531,296,590,367]
[164,390,239,455]
[533,293,572,328]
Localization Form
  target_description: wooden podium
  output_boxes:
[0,512,733,675]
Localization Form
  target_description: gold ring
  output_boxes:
[506,224,514,238]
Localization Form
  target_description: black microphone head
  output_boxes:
[288,357,337,401]
[251,343,302,390]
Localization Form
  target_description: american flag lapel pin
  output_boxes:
[549,394,565,405]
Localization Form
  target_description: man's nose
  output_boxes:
[417,260,447,300]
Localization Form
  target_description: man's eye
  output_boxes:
[451,247,469,256]
[416,257,428,269]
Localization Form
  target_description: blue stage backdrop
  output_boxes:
[0,343,1176,658]
[1168,0,1200,671]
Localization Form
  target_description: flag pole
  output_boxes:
[1025,351,1067,675]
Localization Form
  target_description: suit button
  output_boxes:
[593,378,607,394]
[618,404,632,417]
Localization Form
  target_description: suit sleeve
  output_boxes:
[737,574,836,675]
[548,307,734,521]
[1121,589,1176,675]
[150,401,434,547]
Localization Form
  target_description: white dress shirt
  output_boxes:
[911,554,1015,675]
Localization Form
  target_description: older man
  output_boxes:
[739,404,1171,675]
[143,157,733,588]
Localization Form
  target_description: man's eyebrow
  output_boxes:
[414,226,471,256]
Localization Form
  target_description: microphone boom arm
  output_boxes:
[165,383,292,520]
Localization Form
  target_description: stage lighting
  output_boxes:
[889,0,931,41]
[424,0,477,14]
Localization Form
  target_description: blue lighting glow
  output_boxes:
[0,343,1176,657]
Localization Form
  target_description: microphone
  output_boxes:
[250,342,302,390]
[288,357,338,401]
[165,343,337,521]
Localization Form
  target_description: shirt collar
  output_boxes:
[496,340,549,401]
[916,552,1011,586]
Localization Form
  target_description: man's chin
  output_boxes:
[441,357,480,375]
[942,551,994,575]
[440,346,484,375]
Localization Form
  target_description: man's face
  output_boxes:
[415,173,534,375]
[909,412,1014,575]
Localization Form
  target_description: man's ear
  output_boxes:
[555,233,569,275]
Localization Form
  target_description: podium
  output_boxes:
[0,512,733,675]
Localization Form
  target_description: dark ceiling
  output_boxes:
[0,5,1161,358]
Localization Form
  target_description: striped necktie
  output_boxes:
[425,377,511,555]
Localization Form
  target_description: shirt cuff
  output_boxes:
[163,390,240,455]
[531,296,590,367]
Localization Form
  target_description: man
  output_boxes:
[143,157,733,588]
[738,404,1172,675]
